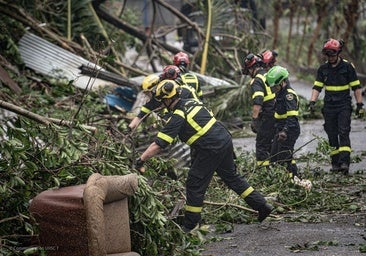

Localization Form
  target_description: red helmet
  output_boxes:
[173,52,190,66]
[161,65,181,80]
[259,50,278,68]
[242,53,263,75]
[322,39,343,55]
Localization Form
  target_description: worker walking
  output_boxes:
[308,38,364,174]
[242,53,276,168]
[135,79,273,232]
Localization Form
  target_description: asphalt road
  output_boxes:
[203,78,366,256]
[202,214,365,256]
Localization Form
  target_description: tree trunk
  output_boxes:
[342,1,359,58]
[307,1,327,66]
[272,1,283,49]
[295,3,311,62]
[91,0,182,54]
[286,0,297,62]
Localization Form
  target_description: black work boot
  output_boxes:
[182,223,199,234]
[339,163,349,175]
[243,190,272,222]
[330,164,341,173]
[258,203,274,223]
[182,211,201,233]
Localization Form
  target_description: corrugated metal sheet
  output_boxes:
[18,32,116,90]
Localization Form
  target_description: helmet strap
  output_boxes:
[327,55,340,66]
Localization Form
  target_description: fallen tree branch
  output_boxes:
[0,65,22,95]
[0,100,97,133]
[204,200,278,219]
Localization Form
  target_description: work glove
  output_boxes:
[355,103,365,118]
[308,101,316,113]
[134,157,145,174]
[251,118,259,134]
[278,130,287,141]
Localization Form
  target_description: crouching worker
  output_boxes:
[265,66,312,191]
[134,79,273,232]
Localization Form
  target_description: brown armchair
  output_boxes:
[84,173,140,256]
[30,173,140,256]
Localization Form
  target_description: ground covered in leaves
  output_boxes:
[200,118,366,255]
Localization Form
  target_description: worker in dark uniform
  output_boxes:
[266,68,299,174]
[128,68,200,131]
[160,64,201,102]
[309,38,365,174]
[257,49,278,70]
[173,51,204,101]
[128,73,162,131]
[242,53,276,169]
[135,80,273,232]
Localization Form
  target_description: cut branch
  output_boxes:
[0,100,97,133]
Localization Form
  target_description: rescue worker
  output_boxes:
[128,74,162,131]
[242,53,276,168]
[173,51,204,101]
[128,67,201,131]
[135,80,273,232]
[257,49,278,70]
[308,38,365,174]
[265,66,300,178]
[160,65,201,102]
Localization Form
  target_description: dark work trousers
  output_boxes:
[184,140,266,229]
[270,127,300,177]
[256,113,276,167]
[322,105,352,167]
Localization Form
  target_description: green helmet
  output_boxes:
[265,66,289,87]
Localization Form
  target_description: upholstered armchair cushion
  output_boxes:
[83,173,139,256]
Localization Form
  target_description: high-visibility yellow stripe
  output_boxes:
[252,91,264,99]
[182,75,198,84]
[264,93,275,101]
[338,146,351,152]
[185,205,202,213]
[325,85,350,91]
[314,81,324,87]
[275,110,299,119]
[186,117,216,145]
[181,85,200,101]
[186,106,202,127]
[157,132,174,144]
[291,159,296,164]
[257,160,270,166]
[174,109,185,118]
[330,149,339,156]
[287,89,296,95]
[350,80,360,87]
[240,186,254,199]
[287,110,299,116]
[256,74,276,102]
[141,106,151,114]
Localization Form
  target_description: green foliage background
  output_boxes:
[1,81,365,255]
